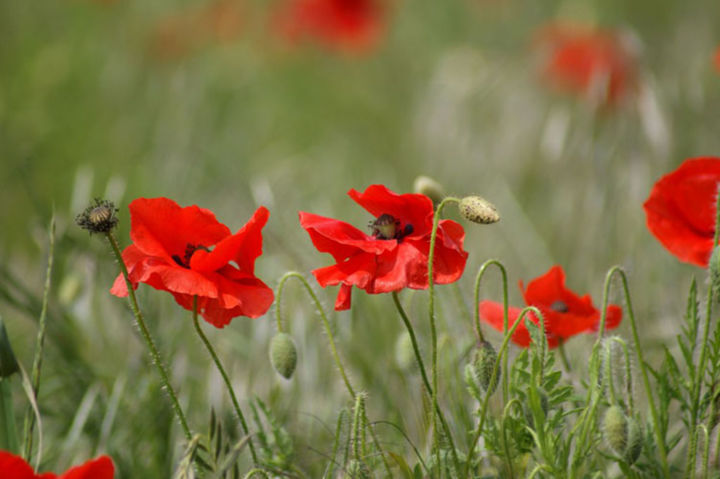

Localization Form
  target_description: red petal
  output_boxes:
[299,211,396,261]
[522,265,597,317]
[191,206,270,274]
[110,244,147,297]
[128,197,231,261]
[0,451,38,479]
[479,301,532,347]
[644,157,720,266]
[335,284,353,310]
[59,456,115,479]
[312,253,376,288]
[348,185,434,236]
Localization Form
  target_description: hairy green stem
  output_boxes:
[106,232,192,441]
[191,297,258,464]
[23,217,54,459]
[391,292,460,472]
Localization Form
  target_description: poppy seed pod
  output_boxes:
[459,196,500,224]
[603,405,629,456]
[469,340,499,395]
[413,175,445,205]
[270,333,298,379]
[75,199,119,234]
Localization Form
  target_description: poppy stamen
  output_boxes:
[369,213,413,241]
[550,300,569,313]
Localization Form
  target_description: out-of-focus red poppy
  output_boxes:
[300,185,468,310]
[110,198,274,328]
[643,157,720,267]
[533,23,638,107]
[0,450,114,479]
[273,0,385,54]
[148,0,245,61]
[479,266,622,348]
[714,46,720,73]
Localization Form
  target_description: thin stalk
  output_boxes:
[275,272,392,477]
[473,260,510,402]
[391,292,460,472]
[558,341,572,373]
[427,196,461,456]
[23,216,55,459]
[688,185,720,475]
[500,399,523,478]
[106,232,192,441]
[700,425,710,479]
[464,306,540,478]
[602,340,619,406]
[191,297,258,464]
[608,337,634,412]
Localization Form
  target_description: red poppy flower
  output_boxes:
[273,0,384,53]
[533,23,638,107]
[0,450,114,479]
[643,157,720,267]
[110,198,274,328]
[299,184,468,310]
[479,266,622,348]
[714,46,720,73]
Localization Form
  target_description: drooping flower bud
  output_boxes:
[75,198,119,234]
[459,196,500,224]
[0,318,20,378]
[468,340,500,395]
[623,415,643,465]
[413,175,445,205]
[269,332,297,379]
[603,405,629,456]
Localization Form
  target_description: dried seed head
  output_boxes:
[75,198,119,234]
[459,196,500,224]
[413,175,445,205]
[269,332,298,379]
[603,405,629,455]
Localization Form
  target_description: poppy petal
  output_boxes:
[348,185,434,236]
[0,451,37,479]
[312,253,377,289]
[479,301,532,347]
[59,456,115,479]
[335,284,353,310]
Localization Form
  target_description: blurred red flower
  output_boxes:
[300,185,468,310]
[273,0,385,53]
[148,0,245,61]
[0,450,114,479]
[533,23,638,107]
[714,46,720,73]
[479,266,622,348]
[111,198,274,328]
[643,157,720,267]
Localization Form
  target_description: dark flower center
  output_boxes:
[369,213,413,241]
[172,243,211,268]
[550,300,569,313]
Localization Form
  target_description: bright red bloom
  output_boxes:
[533,23,638,106]
[273,0,384,53]
[0,450,114,479]
[643,157,720,267]
[479,266,622,348]
[110,198,274,328]
[299,185,468,310]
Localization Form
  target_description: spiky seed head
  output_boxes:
[269,333,297,379]
[413,175,445,205]
[75,198,119,234]
[459,196,500,224]
[603,405,629,455]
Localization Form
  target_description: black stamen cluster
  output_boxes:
[75,199,119,234]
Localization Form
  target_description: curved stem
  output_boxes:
[106,232,192,441]
[427,196,460,454]
[275,272,392,477]
[391,292,460,471]
[191,297,258,464]
[464,306,541,478]
[473,260,511,402]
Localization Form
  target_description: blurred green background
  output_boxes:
[1,0,720,476]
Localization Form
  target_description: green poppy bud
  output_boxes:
[0,317,20,378]
[413,175,445,205]
[469,340,500,395]
[624,416,643,465]
[459,196,500,224]
[269,333,297,379]
[603,405,629,456]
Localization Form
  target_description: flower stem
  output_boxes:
[427,196,460,453]
[473,260,510,401]
[391,292,460,472]
[22,216,54,459]
[105,232,192,441]
[191,296,258,464]
[275,272,393,477]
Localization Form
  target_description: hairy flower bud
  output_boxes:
[269,333,297,379]
[459,196,500,224]
[624,416,643,465]
[75,199,119,234]
[413,175,445,205]
[603,405,629,456]
[469,340,499,395]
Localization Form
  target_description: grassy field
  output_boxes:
[2,0,720,476]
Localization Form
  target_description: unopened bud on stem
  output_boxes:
[269,333,297,379]
[459,196,500,224]
[413,176,445,205]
